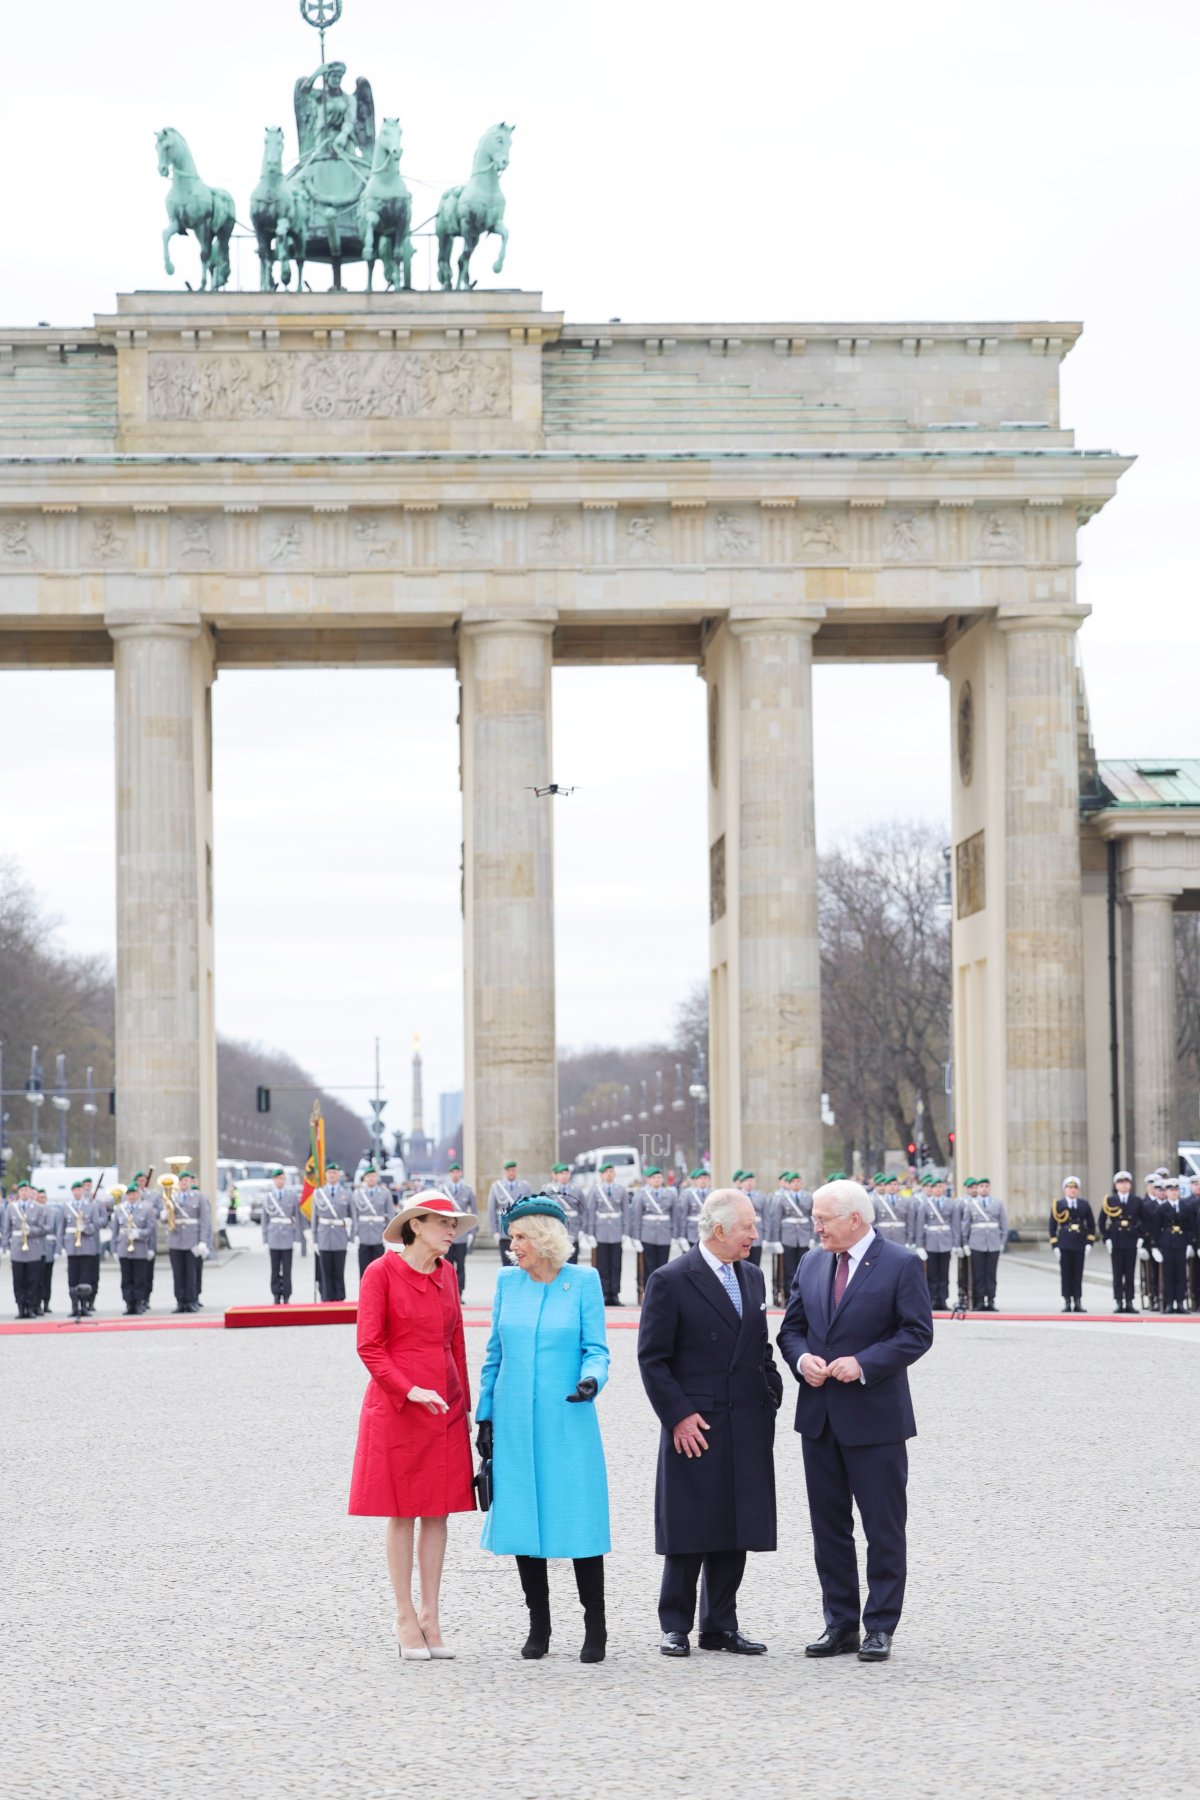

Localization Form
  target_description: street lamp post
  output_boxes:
[51,1052,72,1160]
[82,1065,98,1165]
[26,1045,44,1170]
[688,1045,708,1169]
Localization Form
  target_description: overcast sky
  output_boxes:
[3,0,1197,1127]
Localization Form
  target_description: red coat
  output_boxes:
[348,1252,476,1519]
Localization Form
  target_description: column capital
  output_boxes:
[459,613,557,639]
[995,607,1090,635]
[728,611,824,639]
[107,615,203,644]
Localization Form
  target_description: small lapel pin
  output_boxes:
[759,1301,767,1310]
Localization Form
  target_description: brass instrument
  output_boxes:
[159,1171,179,1233]
[19,1203,29,1254]
[72,1203,85,1249]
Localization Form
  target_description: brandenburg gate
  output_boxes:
[0,290,1139,1216]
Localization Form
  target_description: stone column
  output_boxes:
[459,620,556,1194]
[1000,615,1088,1210]
[732,618,823,1186]
[110,621,215,1186]
[1129,892,1177,1181]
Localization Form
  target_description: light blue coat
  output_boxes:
[476,1264,611,1558]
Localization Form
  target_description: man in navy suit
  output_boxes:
[638,1189,783,1656]
[778,1178,933,1663]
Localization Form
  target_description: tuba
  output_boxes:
[159,1172,179,1233]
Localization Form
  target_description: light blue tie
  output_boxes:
[718,1260,743,1318]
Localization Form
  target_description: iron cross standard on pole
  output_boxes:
[300,0,343,130]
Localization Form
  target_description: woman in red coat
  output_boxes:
[349,1190,477,1660]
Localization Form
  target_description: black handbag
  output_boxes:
[473,1454,493,1513]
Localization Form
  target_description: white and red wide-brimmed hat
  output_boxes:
[382,1189,478,1245]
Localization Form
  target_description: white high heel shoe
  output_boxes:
[393,1622,431,1662]
[418,1621,456,1659]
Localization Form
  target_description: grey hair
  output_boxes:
[506,1213,571,1271]
[812,1178,876,1223]
[699,1187,749,1239]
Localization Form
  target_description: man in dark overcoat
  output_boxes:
[637,1188,783,1656]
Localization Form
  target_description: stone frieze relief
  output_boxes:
[146,351,512,423]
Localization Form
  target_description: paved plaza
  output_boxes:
[5,1244,1199,1800]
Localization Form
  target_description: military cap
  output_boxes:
[828,1170,846,1182]
[268,1167,284,1177]
[503,1158,517,1169]
[326,1160,342,1171]
[552,1163,570,1174]
[599,1159,615,1172]
[505,1193,569,1228]
[1164,1176,1180,1189]
[730,1169,744,1182]
[741,1170,755,1181]
[644,1166,661,1178]
[873,1172,886,1185]
[690,1168,707,1180]
[448,1160,462,1171]
[70,1178,85,1189]
[1113,1170,1132,1183]
[963,1177,977,1188]
[976,1175,990,1184]
[131,1170,146,1181]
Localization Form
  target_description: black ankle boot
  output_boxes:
[573,1555,607,1663]
[516,1555,551,1659]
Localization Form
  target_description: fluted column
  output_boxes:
[732,618,822,1184]
[459,619,556,1194]
[1129,892,1177,1181]
[1000,615,1088,1209]
[110,620,215,1188]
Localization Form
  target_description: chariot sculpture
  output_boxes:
[154,0,514,294]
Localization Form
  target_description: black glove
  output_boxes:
[475,1420,493,1458]
[566,1377,598,1404]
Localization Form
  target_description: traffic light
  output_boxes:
[907,1141,916,1159]
[948,1131,956,1152]
[256,1086,271,1114]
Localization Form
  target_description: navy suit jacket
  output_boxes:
[777,1233,933,1446]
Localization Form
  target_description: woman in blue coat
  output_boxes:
[475,1193,611,1662]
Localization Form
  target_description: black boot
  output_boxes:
[573,1555,607,1663]
[516,1556,551,1659]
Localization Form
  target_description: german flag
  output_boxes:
[299,1101,326,1221]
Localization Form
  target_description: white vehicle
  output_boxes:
[570,1144,643,1193]
[29,1164,118,1203]
[354,1154,407,1186]
[1178,1143,1200,1198]
[217,1157,300,1223]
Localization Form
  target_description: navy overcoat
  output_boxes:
[637,1247,783,1556]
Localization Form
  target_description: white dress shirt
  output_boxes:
[798,1229,876,1382]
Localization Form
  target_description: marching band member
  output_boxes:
[36,1186,64,1315]
[64,1178,106,1317]
[163,1169,212,1314]
[113,1182,158,1315]
[1,1179,49,1319]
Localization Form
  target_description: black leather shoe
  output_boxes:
[805,1624,861,1657]
[858,1630,892,1662]
[660,1631,690,1657]
[698,1629,767,1654]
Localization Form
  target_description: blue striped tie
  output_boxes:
[718,1260,743,1318]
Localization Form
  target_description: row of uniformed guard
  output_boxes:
[0,1169,213,1317]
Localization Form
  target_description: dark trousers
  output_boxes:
[1144,1255,1161,1308]
[748,1245,762,1266]
[169,1247,199,1309]
[658,1550,747,1635]
[66,1252,100,1311]
[802,1421,909,1635]
[446,1241,468,1296]
[516,1554,605,1624]
[783,1244,808,1298]
[358,1242,384,1278]
[269,1247,294,1300]
[146,1251,156,1295]
[972,1250,1000,1307]
[318,1249,347,1301]
[11,1260,40,1315]
[39,1259,55,1308]
[118,1257,151,1311]
[1162,1247,1188,1309]
[925,1251,951,1310]
[956,1251,971,1302]
[1059,1246,1085,1303]
[594,1241,622,1303]
[498,1236,511,1266]
[1111,1246,1137,1308]
[1191,1253,1200,1311]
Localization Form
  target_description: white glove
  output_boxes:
[672,1238,687,1252]
[1188,1246,1195,1261]
[1138,1245,1149,1262]
[1085,1245,1092,1257]
[632,1240,644,1254]
[621,1236,635,1250]
[343,1218,352,1232]
[1105,1240,1113,1256]
[1152,1248,1164,1264]
[1053,1247,1060,1263]
[193,1242,209,1259]
[578,1233,595,1251]
[950,1246,961,1262]
[763,1241,783,1256]
[962,1246,971,1259]
[917,1247,928,1262]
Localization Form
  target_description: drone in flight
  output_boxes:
[526,783,578,798]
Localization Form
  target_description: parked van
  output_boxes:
[570,1144,642,1193]
[29,1165,118,1203]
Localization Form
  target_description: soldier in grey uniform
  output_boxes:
[629,1166,675,1299]
[439,1161,478,1296]
[35,1187,64,1315]
[734,1171,767,1266]
[872,1176,908,1251]
[585,1159,629,1304]
[548,1164,583,1265]
[261,1167,305,1304]
[63,1178,105,1316]
[113,1184,159,1314]
[312,1161,354,1301]
[911,1175,957,1311]
[674,1169,709,1252]
[351,1167,391,1281]
[961,1175,1008,1311]
[773,1172,815,1302]
[177,1171,212,1308]
[1,1179,50,1318]
[165,1173,212,1314]
[487,1159,531,1266]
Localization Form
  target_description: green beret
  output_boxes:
[828,1171,846,1182]
[741,1171,754,1181]
[552,1163,570,1174]
[131,1170,146,1181]
[873,1173,886,1185]
[976,1175,990,1184]
[70,1179,85,1189]
[644,1166,661,1178]
[503,1159,517,1169]
[326,1161,342,1171]
[779,1171,792,1182]
[449,1161,462,1171]
[690,1168,707,1180]
[963,1177,976,1188]
[505,1194,568,1229]
[599,1161,615,1173]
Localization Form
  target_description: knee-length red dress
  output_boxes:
[348,1251,476,1518]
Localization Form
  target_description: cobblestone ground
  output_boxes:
[4,1283,1199,1799]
